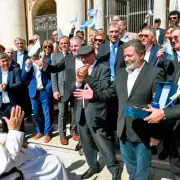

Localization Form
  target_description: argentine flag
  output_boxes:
[87,9,98,17]
[164,40,174,61]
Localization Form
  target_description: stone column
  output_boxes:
[93,0,104,29]
[0,0,27,48]
[153,0,166,28]
[56,0,85,36]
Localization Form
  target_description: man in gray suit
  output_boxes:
[74,39,165,180]
[51,35,79,145]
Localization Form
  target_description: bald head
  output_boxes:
[5,48,14,62]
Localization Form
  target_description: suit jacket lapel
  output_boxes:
[174,62,180,83]
[7,69,13,85]
[149,46,156,65]
[0,69,2,84]
[128,62,149,99]
[123,69,128,100]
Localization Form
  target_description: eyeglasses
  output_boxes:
[138,34,150,38]
[44,46,52,49]
[170,35,179,41]
[94,39,103,43]
[53,34,58,37]
[169,17,178,20]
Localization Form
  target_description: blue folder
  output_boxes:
[125,82,178,119]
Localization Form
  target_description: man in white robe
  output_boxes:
[0,106,69,180]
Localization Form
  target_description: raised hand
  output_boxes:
[25,58,32,68]
[76,66,89,83]
[3,106,25,131]
[73,84,93,100]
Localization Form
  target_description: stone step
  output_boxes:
[25,122,172,174]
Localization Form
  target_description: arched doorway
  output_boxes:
[33,0,57,42]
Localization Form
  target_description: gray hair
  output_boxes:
[108,21,120,31]
[123,39,146,56]
[171,27,180,34]
[14,37,26,45]
[70,35,83,44]
[142,26,156,36]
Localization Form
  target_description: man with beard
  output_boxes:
[74,39,165,180]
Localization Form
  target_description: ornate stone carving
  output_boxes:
[28,0,36,11]
[34,14,57,30]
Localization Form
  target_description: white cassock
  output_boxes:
[0,130,69,180]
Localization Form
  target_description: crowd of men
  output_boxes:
[1,9,180,180]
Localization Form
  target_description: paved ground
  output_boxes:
[25,122,173,180]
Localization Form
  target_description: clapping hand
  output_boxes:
[0,83,7,91]
[73,84,93,100]
[3,106,24,131]
[76,65,89,83]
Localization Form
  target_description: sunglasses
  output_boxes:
[44,46,52,48]
[6,52,14,54]
[170,35,179,41]
[169,17,178,20]
[138,34,150,38]
[94,39,103,43]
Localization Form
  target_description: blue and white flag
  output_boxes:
[164,39,175,61]
[80,19,94,30]
[174,0,179,11]
[148,9,153,16]
[87,9,98,17]
[28,39,41,57]
[70,13,77,24]
[58,27,63,40]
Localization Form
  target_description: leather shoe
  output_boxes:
[75,141,82,151]
[112,170,122,180]
[60,137,68,145]
[72,133,79,141]
[158,148,169,160]
[33,133,43,140]
[81,167,100,179]
[44,136,51,143]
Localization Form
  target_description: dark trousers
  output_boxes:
[78,110,119,174]
[169,142,180,180]
[31,90,53,135]
[120,139,151,180]
[58,98,76,138]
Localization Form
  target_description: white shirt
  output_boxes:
[144,45,152,62]
[1,71,10,104]
[17,51,24,69]
[25,63,44,89]
[127,62,145,97]
[176,50,180,62]
[156,29,160,43]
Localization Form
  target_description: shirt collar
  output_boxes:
[110,41,119,48]
[89,60,97,69]
[146,45,153,53]
[126,62,145,74]
[17,50,25,55]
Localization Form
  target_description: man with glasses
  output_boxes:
[169,11,180,28]
[52,30,59,51]
[139,26,161,66]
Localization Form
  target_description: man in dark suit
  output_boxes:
[139,26,161,66]
[13,38,32,121]
[97,21,124,133]
[21,44,53,143]
[0,53,23,132]
[51,35,79,145]
[144,61,180,180]
[75,46,120,180]
[74,40,165,180]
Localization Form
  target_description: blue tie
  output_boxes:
[110,44,116,81]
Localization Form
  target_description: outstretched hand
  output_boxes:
[3,106,24,131]
[73,84,93,100]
